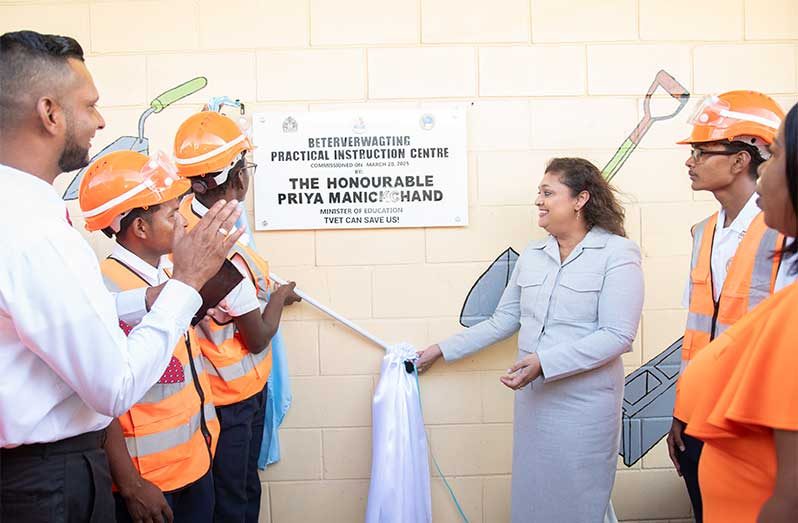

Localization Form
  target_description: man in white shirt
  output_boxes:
[0,30,244,522]
[666,91,786,523]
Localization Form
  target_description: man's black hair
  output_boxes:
[0,30,85,129]
[101,205,160,239]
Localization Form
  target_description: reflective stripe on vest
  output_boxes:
[126,403,217,458]
[200,321,236,347]
[685,312,714,333]
[682,212,782,371]
[204,350,269,382]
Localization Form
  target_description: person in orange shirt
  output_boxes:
[674,102,798,523]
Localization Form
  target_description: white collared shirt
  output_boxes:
[0,163,201,447]
[110,244,172,287]
[683,193,762,306]
[112,248,169,324]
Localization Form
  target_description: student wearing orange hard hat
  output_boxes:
[174,110,301,523]
[667,91,789,522]
[80,149,221,523]
[674,101,798,523]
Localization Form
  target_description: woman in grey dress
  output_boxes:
[417,158,644,523]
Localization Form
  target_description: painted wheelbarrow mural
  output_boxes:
[461,70,690,467]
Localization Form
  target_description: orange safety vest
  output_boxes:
[101,257,220,492]
[681,212,783,372]
[179,195,273,406]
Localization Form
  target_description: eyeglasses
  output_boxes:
[690,148,740,162]
[238,162,258,177]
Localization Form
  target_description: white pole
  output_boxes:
[270,272,390,351]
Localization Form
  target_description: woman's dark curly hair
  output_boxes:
[775,103,798,272]
[545,157,626,237]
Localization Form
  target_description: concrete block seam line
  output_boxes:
[193,0,200,48]
[417,0,423,44]
[306,0,312,48]
[86,0,94,54]
[319,426,326,480]
[364,47,371,101]
[635,0,641,41]
[473,46,480,99]
[264,481,275,522]
[583,44,589,95]
[741,0,748,42]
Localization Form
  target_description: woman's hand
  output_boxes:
[415,344,443,373]
[500,353,542,390]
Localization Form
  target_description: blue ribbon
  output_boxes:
[413,367,470,523]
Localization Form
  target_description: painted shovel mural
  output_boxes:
[603,69,690,182]
[460,70,690,466]
[63,77,208,200]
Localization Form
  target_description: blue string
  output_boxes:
[412,367,470,523]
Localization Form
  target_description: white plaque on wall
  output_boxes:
[251,107,468,231]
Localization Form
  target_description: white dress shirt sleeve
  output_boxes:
[7,226,201,418]
[215,254,262,317]
[217,278,261,317]
[115,288,148,326]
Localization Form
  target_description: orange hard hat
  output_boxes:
[173,111,252,179]
[678,91,784,148]
[79,150,190,232]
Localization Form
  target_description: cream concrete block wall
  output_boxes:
[257,49,366,101]
[479,45,586,96]
[367,47,477,99]
[5,0,797,520]
[423,0,529,43]
[745,0,798,40]
[311,0,418,45]
[587,45,692,95]
[530,0,638,43]
[199,0,309,49]
[639,0,744,41]
[91,1,200,52]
